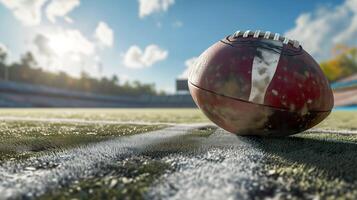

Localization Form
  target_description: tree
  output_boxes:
[320,59,345,81]
[111,75,119,85]
[0,45,7,63]
[20,52,37,68]
[0,45,8,80]
[0,50,160,96]
[320,45,357,82]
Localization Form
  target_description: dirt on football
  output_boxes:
[0,108,356,200]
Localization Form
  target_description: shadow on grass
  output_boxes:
[246,135,357,182]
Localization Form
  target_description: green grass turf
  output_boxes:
[249,110,357,199]
[0,109,356,199]
[236,110,357,199]
[0,121,164,161]
[39,157,171,200]
[316,111,357,130]
[0,109,355,128]
[252,132,357,200]
[0,108,207,123]
[38,126,217,200]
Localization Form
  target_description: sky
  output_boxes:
[0,0,356,93]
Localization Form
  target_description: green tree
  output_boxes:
[20,52,37,68]
[320,45,357,82]
[0,50,161,96]
[111,75,119,85]
[0,45,7,63]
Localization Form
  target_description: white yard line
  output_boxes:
[305,128,357,135]
[0,116,178,126]
[0,124,205,200]
[0,115,355,200]
[148,129,267,200]
[0,116,355,135]
[4,116,350,137]
[148,127,357,200]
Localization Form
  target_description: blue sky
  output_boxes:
[1,0,356,93]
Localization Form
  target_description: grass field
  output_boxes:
[0,108,207,123]
[0,108,356,127]
[0,121,165,161]
[0,108,356,199]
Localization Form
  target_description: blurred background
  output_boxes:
[0,0,355,108]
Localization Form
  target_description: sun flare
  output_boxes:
[48,34,71,56]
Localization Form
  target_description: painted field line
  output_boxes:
[0,116,354,135]
[149,127,357,200]
[0,115,354,135]
[148,128,267,200]
[0,124,207,200]
[306,128,357,135]
[0,116,179,126]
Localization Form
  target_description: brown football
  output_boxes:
[188,30,334,136]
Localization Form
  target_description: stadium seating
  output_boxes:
[0,80,196,107]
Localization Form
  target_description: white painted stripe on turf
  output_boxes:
[0,124,206,199]
[0,116,180,126]
[148,127,357,200]
[306,128,357,135]
[249,40,282,104]
[148,128,266,200]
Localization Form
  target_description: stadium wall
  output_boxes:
[0,81,196,108]
[0,80,355,108]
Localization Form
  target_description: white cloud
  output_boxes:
[118,74,130,83]
[0,43,9,60]
[0,43,11,63]
[157,85,175,94]
[0,0,80,25]
[172,20,183,28]
[0,43,8,54]
[45,0,80,23]
[0,0,47,26]
[94,21,114,47]
[179,57,198,79]
[33,34,54,57]
[138,0,175,18]
[46,28,95,56]
[123,44,168,68]
[285,0,357,61]
[32,27,99,77]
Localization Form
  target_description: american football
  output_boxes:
[0,1,357,200]
[189,30,334,136]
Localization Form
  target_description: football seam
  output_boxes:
[188,81,331,113]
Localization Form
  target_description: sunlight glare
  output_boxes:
[48,34,72,57]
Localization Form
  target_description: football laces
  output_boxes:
[232,30,300,48]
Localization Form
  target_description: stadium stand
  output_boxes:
[0,78,355,108]
[0,80,196,107]
[332,75,357,108]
